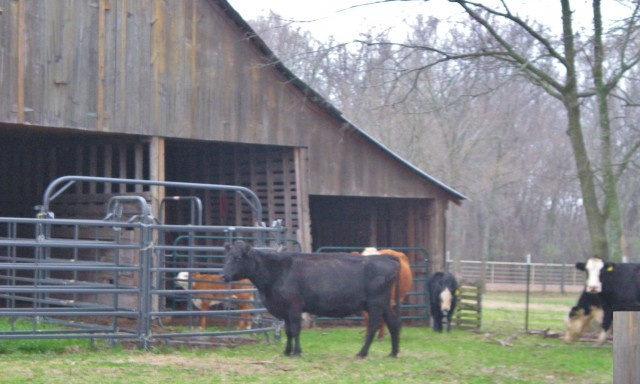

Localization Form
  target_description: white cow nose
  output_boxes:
[587,285,601,293]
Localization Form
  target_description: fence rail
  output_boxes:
[447,260,584,292]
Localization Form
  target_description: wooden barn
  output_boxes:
[0,0,466,272]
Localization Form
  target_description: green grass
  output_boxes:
[482,290,582,333]
[0,291,612,384]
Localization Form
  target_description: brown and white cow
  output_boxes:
[360,247,413,339]
[175,271,254,329]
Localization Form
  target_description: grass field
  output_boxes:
[0,291,613,384]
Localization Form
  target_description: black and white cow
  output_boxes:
[564,289,604,342]
[575,256,640,343]
[221,240,401,358]
[428,271,459,332]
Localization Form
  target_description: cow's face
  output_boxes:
[440,288,453,315]
[576,257,615,293]
[174,271,190,290]
[221,241,253,282]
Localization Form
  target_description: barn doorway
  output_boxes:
[163,140,301,241]
[0,125,150,219]
[309,195,412,250]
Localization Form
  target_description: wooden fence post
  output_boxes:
[614,309,640,383]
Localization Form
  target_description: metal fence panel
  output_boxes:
[447,260,583,292]
[0,176,288,348]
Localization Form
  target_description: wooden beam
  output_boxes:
[294,147,311,252]
[149,137,165,221]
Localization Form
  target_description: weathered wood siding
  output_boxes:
[0,0,462,203]
[0,0,312,147]
[306,109,450,199]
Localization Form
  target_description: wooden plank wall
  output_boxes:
[164,141,299,237]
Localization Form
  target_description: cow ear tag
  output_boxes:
[606,266,614,272]
[454,289,461,296]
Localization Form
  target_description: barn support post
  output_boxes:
[428,198,448,272]
[149,137,166,209]
[149,136,165,315]
[294,148,311,252]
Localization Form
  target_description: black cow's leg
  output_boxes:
[597,307,613,344]
[430,303,442,332]
[290,317,302,356]
[358,307,383,358]
[284,308,303,356]
[432,311,443,332]
[283,318,293,356]
[446,312,453,332]
[382,305,400,357]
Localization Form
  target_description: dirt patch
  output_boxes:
[121,353,280,375]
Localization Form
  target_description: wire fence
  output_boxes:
[447,260,584,293]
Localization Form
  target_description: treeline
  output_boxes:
[246,5,640,265]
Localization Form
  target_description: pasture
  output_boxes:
[0,291,612,384]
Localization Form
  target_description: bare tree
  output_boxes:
[352,0,640,261]
[247,1,640,263]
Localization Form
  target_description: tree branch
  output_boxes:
[449,0,566,94]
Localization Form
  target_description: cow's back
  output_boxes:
[600,263,640,304]
[287,253,399,317]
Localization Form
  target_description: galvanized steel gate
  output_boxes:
[0,176,287,348]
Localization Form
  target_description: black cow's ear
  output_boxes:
[604,262,616,272]
[575,262,586,271]
[244,241,252,254]
[224,242,232,252]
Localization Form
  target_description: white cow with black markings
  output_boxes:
[574,256,640,344]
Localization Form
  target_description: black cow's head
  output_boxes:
[221,240,253,283]
[575,256,616,293]
[439,287,458,316]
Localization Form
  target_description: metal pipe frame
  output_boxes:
[0,176,287,348]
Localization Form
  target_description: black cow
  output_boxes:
[221,240,401,358]
[564,289,604,342]
[428,271,459,332]
[575,256,640,343]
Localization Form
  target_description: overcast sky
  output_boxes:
[227,0,630,44]
[227,0,460,43]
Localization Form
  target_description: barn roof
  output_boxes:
[215,0,468,203]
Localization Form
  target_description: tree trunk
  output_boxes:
[592,0,623,262]
[561,0,609,260]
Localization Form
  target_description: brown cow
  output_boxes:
[360,247,413,339]
[175,271,254,329]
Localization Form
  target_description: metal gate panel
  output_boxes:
[0,176,287,348]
